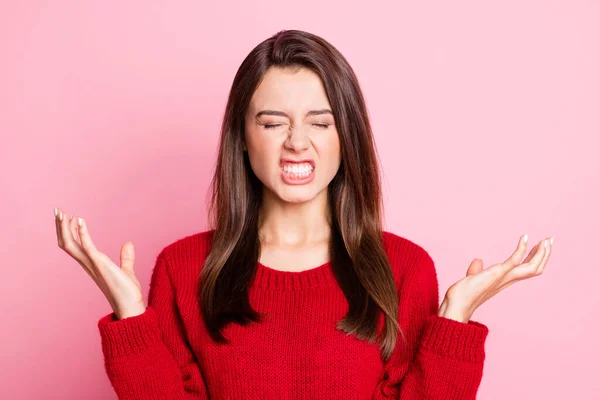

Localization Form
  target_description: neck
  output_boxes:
[258,188,332,246]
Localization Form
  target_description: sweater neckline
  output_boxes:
[252,260,337,290]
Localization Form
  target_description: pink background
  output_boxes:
[1,1,598,399]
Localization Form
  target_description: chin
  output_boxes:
[277,191,316,204]
[260,175,328,204]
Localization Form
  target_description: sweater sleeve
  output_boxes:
[373,249,489,400]
[97,251,208,399]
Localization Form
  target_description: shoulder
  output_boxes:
[381,230,438,289]
[382,230,434,267]
[160,228,214,256]
[157,229,215,279]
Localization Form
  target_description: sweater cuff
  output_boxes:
[419,315,489,363]
[97,306,161,360]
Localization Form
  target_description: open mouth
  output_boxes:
[281,163,314,178]
[280,161,315,185]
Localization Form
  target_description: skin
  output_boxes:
[244,66,341,271]
[53,67,554,323]
[53,211,145,319]
[439,234,554,323]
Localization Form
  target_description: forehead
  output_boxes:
[248,67,331,113]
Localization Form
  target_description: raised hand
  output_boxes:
[53,207,147,320]
[438,234,554,323]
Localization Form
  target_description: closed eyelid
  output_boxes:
[256,118,286,124]
[259,121,331,125]
[255,116,333,123]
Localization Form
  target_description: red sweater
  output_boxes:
[98,230,489,399]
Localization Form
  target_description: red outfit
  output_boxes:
[98,230,489,399]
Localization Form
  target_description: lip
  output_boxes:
[280,158,315,168]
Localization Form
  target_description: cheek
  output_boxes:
[320,133,342,171]
[248,149,268,175]
[246,138,279,177]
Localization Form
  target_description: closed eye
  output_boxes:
[263,123,330,130]
[263,124,282,130]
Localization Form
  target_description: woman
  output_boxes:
[54,29,553,399]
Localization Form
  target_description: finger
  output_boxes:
[69,213,81,246]
[57,208,72,250]
[466,258,484,277]
[521,243,539,265]
[77,217,99,255]
[55,210,98,280]
[120,241,136,274]
[493,237,552,292]
[535,237,553,275]
[499,238,548,284]
[54,207,62,246]
[500,234,529,273]
[517,238,547,275]
[57,209,94,264]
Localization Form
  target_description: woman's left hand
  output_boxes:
[438,234,554,323]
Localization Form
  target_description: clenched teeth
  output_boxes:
[282,163,314,174]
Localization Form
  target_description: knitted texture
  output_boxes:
[98,230,489,399]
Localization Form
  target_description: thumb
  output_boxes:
[120,241,136,274]
[466,258,483,277]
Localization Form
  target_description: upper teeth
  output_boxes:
[282,163,313,173]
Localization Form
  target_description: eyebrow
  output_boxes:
[255,109,333,118]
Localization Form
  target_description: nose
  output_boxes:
[284,124,310,152]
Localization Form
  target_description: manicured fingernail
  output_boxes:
[69,213,73,221]
[54,207,58,217]
[59,212,63,221]
[543,240,548,248]
[78,217,83,227]
[550,237,554,246]
[523,234,528,244]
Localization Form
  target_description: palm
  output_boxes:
[53,207,146,319]
[441,235,553,321]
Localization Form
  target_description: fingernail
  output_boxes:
[523,234,528,244]
[69,213,73,221]
[550,237,554,246]
[54,207,58,217]
[59,212,63,221]
[78,217,83,227]
[543,240,548,248]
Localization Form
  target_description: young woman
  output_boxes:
[54,29,553,399]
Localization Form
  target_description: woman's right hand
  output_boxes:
[54,207,146,320]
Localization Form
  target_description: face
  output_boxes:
[244,67,342,204]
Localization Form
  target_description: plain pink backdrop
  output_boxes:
[1,1,598,399]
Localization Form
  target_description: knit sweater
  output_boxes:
[97,230,489,399]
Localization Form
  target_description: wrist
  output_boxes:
[115,303,147,320]
[439,310,469,323]
[438,297,471,323]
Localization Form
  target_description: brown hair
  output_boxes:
[200,29,404,361]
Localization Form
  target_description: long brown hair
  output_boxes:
[200,29,404,361]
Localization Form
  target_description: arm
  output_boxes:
[373,251,489,400]
[97,252,208,399]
